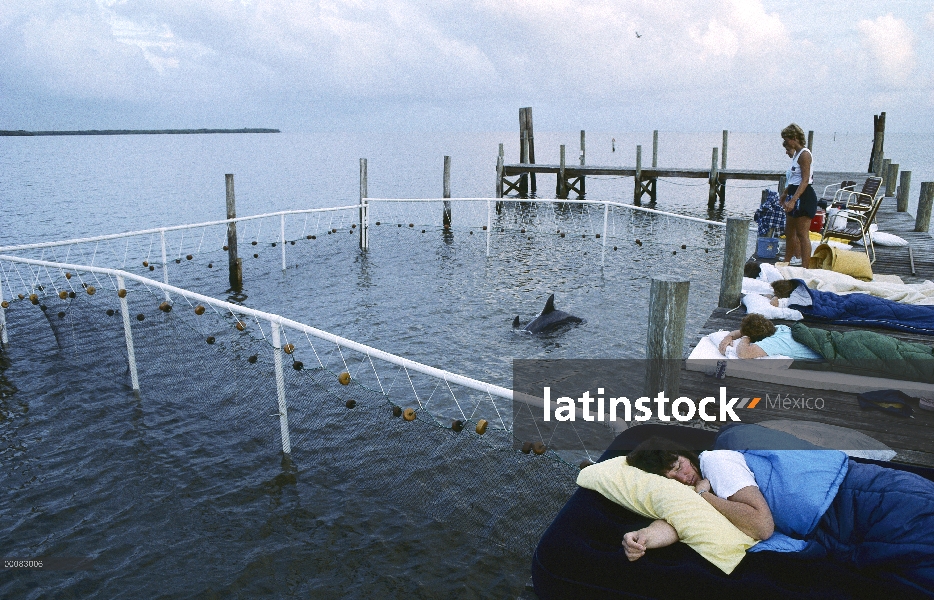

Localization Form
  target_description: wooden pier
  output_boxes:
[677,187,934,468]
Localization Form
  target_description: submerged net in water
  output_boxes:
[0,199,734,597]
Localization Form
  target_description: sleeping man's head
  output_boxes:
[739,314,776,343]
[770,280,798,298]
[627,437,701,486]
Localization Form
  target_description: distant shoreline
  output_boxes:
[0,128,280,136]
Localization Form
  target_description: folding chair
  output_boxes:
[821,194,883,263]
[833,176,883,211]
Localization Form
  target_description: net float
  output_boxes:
[345,399,356,409]
[118,289,127,298]
[338,371,351,385]
[402,408,416,421]
[59,291,68,299]
[475,419,488,435]
[392,406,402,417]
[137,314,145,321]
[223,245,228,251]
[106,309,114,316]
[194,305,205,315]
[235,321,245,331]
[521,442,533,454]
[532,442,546,455]
[29,294,38,304]
[0,301,8,308]
[252,241,257,246]
[65,272,72,279]
[292,361,303,371]
[18,294,24,300]
[282,343,294,354]
[143,261,149,267]
[159,301,171,312]
[149,266,155,271]
[451,420,464,432]
[248,354,258,364]
[57,311,65,318]
[206,336,215,344]
[186,254,193,260]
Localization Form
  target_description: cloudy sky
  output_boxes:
[1,0,931,132]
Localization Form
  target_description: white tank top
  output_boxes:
[787,148,813,186]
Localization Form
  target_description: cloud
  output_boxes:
[856,13,915,85]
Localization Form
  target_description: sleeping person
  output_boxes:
[770,279,934,335]
[717,313,822,360]
[621,431,934,591]
[621,437,774,562]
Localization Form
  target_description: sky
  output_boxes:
[1,0,932,133]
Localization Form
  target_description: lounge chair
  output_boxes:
[830,176,882,211]
[821,194,883,263]
[820,180,857,204]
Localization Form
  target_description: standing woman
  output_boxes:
[779,124,816,267]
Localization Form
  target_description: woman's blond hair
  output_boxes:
[781,123,806,146]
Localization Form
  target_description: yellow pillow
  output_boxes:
[576,456,757,574]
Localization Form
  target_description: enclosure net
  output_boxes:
[0,199,734,597]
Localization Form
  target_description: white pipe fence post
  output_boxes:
[486,199,492,256]
[0,265,8,344]
[159,229,171,302]
[116,275,140,391]
[601,202,609,265]
[280,214,286,271]
[270,320,293,455]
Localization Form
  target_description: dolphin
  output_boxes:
[513,294,583,333]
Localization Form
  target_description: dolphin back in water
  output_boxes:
[514,294,583,333]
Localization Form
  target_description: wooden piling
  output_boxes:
[652,130,658,168]
[225,174,243,291]
[708,148,719,208]
[443,156,452,228]
[869,112,886,174]
[721,130,728,169]
[359,158,368,249]
[718,218,748,308]
[520,130,530,198]
[645,277,690,399]
[916,182,934,233]
[886,162,898,197]
[807,130,814,151]
[579,130,586,196]
[634,145,643,205]
[519,107,536,195]
[557,145,568,199]
[778,175,787,195]
[897,171,912,212]
[881,159,891,191]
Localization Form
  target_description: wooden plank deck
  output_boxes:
[679,184,934,467]
[502,163,784,181]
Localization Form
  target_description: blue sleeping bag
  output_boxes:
[717,424,934,593]
[790,280,934,335]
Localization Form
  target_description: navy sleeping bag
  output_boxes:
[790,280,934,335]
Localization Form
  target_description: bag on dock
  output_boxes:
[754,190,786,236]
[811,243,873,281]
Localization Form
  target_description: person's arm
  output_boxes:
[734,337,768,358]
[717,329,743,354]
[622,519,679,562]
[698,483,774,541]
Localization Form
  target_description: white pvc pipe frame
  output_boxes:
[0,253,517,455]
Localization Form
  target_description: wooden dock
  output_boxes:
[680,186,934,467]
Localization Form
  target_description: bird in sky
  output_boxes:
[635,31,642,38]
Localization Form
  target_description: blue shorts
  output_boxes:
[787,184,818,219]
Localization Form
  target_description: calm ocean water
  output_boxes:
[1,130,931,598]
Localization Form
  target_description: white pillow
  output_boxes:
[742,277,774,295]
[854,224,908,247]
[756,263,784,283]
[741,293,803,321]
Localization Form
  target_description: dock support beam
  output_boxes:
[897,171,912,212]
[359,159,368,250]
[721,130,728,169]
[443,156,452,229]
[556,145,568,199]
[916,182,934,233]
[807,130,814,151]
[718,218,749,308]
[579,130,586,196]
[645,277,690,400]
[519,107,536,197]
[886,162,899,198]
[708,148,721,208]
[225,174,243,292]
[652,130,658,168]
[870,112,886,174]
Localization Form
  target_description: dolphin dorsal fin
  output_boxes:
[542,294,556,315]
[513,316,520,328]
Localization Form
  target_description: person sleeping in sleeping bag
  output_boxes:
[620,437,775,562]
